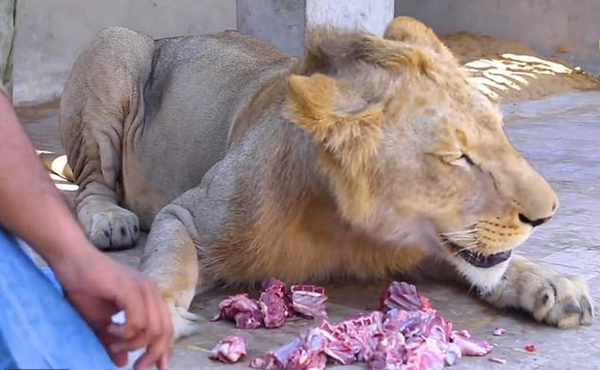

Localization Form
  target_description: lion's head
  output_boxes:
[285,17,557,290]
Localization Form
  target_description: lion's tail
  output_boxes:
[38,151,74,182]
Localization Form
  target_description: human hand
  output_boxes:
[54,247,173,370]
[0,92,171,368]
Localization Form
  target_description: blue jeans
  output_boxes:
[0,227,117,370]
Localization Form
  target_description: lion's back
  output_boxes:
[129,31,293,211]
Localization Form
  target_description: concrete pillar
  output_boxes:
[236,0,394,56]
[0,0,16,100]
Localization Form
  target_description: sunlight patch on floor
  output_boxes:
[441,31,600,103]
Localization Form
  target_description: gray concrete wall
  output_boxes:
[237,0,393,56]
[15,0,600,106]
[395,0,600,74]
[13,0,236,106]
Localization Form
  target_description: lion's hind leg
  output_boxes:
[60,27,155,249]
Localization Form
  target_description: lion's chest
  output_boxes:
[207,232,425,285]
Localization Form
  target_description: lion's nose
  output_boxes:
[518,213,551,228]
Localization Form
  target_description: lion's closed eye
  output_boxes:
[440,153,475,168]
[459,153,475,166]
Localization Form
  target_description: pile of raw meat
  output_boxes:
[211,280,493,369]
[213,278,328,329]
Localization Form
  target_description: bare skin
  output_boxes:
[0,93,172,370]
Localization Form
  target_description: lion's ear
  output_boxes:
[300,29,435,76]
[384,16,455,62]
[286,73,384,174]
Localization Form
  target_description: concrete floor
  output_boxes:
[22,91,600,369]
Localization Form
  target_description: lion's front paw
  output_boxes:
[485,256,594,328]
[168,303,202,341]
[78,203,140,250]
[521,272,593,328]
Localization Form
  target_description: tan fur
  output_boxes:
[286,73,384,219]
[60,17,593,338]
[384,16,456,63]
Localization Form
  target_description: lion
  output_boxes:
[59,16,593,339]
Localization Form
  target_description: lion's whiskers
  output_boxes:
[438,222,484,256]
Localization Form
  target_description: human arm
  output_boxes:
[0,93,172,369]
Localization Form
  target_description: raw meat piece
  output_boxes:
[250,338,304,370]
[285,328,328,370]
[210,336,247,363]
[263,278,291,296]
[259,279,293,328]
[524,344,538,352]
[212,293,263,329]
[258,291,288,328]
[493,327,506,336]
[215,278,328,330]
[385,310,452,342]
[380,281,433,313]
[320,312,385,364]
[367,345,407,370]
[385,309,454,369]
[251,329,327,370]
[249,357,273,369]
[321,335,358,365]
[489,357,507,364]
[450,330,493,356]
[263,278,294,316]
[403,339,445,370]
[366,330,408,370]
[290,285,328,318]
[444,343,462,366]
[318,323,357,365]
